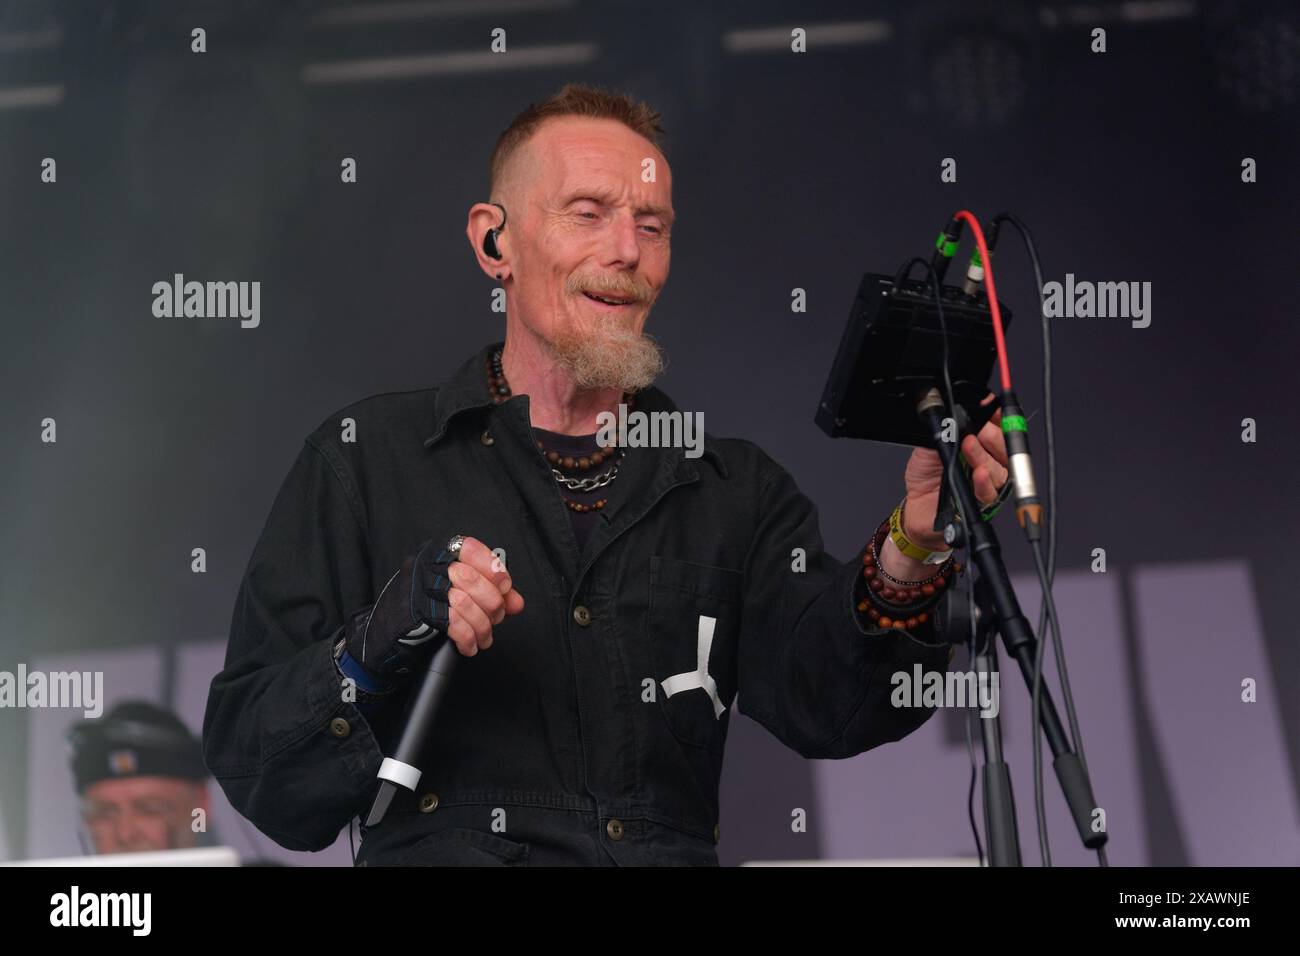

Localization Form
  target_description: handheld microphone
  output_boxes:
[365,639,459,827]
[364,533,466,828]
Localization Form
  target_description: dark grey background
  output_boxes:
[0,0,1295,864]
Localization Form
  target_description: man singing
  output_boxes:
[202,83,1010,866]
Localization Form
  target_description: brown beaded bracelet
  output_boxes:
[855,516,962,632]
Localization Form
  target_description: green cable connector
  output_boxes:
[935,232,958,257]
[981,488,1010,522]
[988,411,1026,520]
[956,455,1011,521]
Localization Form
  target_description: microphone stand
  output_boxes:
[918,387,1105,861]
[973,611,1022,866]
[946,570,1021,866]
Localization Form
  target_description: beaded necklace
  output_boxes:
[487,348,635,513]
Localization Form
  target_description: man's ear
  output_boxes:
[466,201,509,281]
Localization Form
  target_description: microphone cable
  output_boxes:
[987,210,1108,868]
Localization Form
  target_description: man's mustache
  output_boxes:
[567,274,652,304]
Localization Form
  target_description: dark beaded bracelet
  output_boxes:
[854,516,963,632]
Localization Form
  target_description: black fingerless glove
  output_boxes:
[343,539,457,685]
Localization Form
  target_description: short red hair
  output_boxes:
[489,82,668,198]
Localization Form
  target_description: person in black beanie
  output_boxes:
[67,700,213,855]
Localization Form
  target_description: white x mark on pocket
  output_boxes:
[661,614,726,718]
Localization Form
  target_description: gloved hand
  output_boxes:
[343,536,523,685]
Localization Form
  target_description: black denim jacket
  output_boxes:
[202,340,953,865]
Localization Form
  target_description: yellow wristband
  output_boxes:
[888,499,954,565]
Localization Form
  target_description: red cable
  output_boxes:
[954,209,1012,393]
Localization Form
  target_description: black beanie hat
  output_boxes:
[67,700,207,795]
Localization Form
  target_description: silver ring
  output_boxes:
[445,534,466,558]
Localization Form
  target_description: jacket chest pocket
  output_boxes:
[647,555,744,754]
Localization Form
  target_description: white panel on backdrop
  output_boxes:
[1133,562,1299,866]
[176,642,355,866]
[810,569,1147,865]
[26,647,162,860]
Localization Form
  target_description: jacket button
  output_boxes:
[606,818,624,841]
[713,823,721,843]
[328,717,351,739]
[480,429,494,446]
[418,792,440,813]
[573,604,592,626]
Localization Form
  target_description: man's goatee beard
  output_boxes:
[546,325,666,393]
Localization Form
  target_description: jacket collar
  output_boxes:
[422,339,728,479]
[422,340,500,449]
